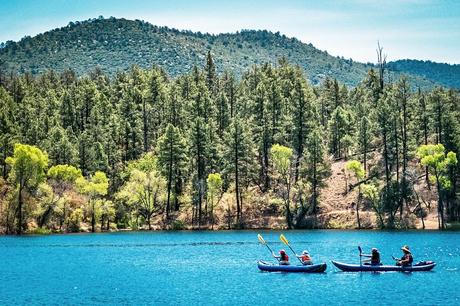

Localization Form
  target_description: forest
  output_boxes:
[0,51,459,234]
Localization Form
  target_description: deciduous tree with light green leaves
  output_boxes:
[346,160,365,229]
[48,165,83,193]
[117,169,165,230]
[77,171,109,232]
[416,144,457,229]
[99,199,115,231]
[5,143,48,234]
[207,173,222,229]
[271,144,294,228]
[362,183,385,228]
[345,160,365,192]
[47,164,83,230]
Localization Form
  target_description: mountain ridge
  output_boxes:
[388,59,460,89]
[0,17,456,88]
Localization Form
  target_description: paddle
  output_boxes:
[358,246,362,266]
[279,234,303,264]
[258,234,279,262]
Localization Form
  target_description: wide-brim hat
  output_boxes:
[401,245,411,253]
[302,250,309,255]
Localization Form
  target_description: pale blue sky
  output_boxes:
[1,0,459,63]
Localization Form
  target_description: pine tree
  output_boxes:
[189,117,208,226]
[157,124,187,218]
[0,87,18,178]
[144,66,167,149]
[395,78,412,216]
[221,71,237,118]
[291,76,314,181]
[251,80,271,191]
[223,116,256,225]
[305,127,330,223]
[45,125,78,166]
[205,50,217,96]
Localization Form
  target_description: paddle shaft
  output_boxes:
[258,234,280,262]
[265,244,280,261]
[358,246,362,266]
[287,244,301,261]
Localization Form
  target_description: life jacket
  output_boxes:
[301,254,311,262]
[281,253,289,261]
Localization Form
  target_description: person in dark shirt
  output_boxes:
[362,248,381,265]
[396,245,413,266]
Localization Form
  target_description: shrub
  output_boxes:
[171,219,185,230]
[29,227,52,235]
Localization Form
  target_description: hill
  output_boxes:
[388,59,460,89]
[0,17,442,88]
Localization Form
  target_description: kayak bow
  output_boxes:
[257,260,327,273]
[331,260,436,272]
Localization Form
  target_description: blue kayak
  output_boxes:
[257,260,327,273]
[331,260,436,272]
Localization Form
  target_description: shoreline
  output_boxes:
[2,227,456,236]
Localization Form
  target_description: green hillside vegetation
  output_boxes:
[388,59,460,89]
[0,17,441,88]
[0,52,459,234]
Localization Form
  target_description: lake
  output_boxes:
[0,230,459,305]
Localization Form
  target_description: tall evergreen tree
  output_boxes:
[223,116,256,225]
[157,124,187,218]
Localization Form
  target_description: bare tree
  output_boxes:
[376,41,387,91]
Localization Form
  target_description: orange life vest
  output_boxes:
[301,254,311,262]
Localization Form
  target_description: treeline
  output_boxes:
[0,53,459,234]
[0,17,388,87]
[388,59,460,89]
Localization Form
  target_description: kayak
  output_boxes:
[331,260,436,272]
[257,260,327,273]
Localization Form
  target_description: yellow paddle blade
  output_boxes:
[280,234,289,245]
[257,234,266,245]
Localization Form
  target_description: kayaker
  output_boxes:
[396,245,413,266]
[296,250,313,265]
[272,249,290,265]
[362,248,381,265]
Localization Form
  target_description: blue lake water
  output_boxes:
[0,230,459,305]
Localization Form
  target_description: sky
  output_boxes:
[0,0,459,64]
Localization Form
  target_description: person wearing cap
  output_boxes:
[362,248,381,265]
[296,250,313,265]
[272,249,290,265]
[396,245,414,266]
